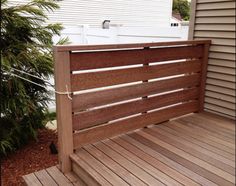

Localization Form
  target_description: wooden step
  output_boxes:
[23,165,86,186]
[70,153,112,186]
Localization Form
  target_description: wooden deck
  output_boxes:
[23,166,86,186]
[23,112,235,186]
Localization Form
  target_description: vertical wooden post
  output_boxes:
[142,47,149,116]
[199,43,210,112]
[54,47,73,173]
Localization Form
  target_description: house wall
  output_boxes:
[189,0,236,119]
[8,0,172,27]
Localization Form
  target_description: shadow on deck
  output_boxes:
[23,112,235,186]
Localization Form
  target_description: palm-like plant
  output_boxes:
[0,0,66,155]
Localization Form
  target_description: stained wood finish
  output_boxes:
[57,39,211,52]
[53,49,73,173]
[199,43,210,111]
[23,113,235,186]
[70,45,203,71]
[53,40,210,168]
[73,101,199,148]
[72,73,200,111]
[73,88,199,130]
[71,60,201,91]
[23,165,88,186]
[69,113,235,186]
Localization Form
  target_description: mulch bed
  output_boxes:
[1,128,58,186]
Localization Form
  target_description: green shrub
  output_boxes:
[0,0,65,156]
[172,0,190,21]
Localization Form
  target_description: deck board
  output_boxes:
[23,166,84,186]
[23,112,235,186]
[83,144,146,186]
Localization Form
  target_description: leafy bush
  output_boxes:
[173,0,190,21]
[0,0,65,156]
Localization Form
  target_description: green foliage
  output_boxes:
[44,111,57,122]
[173,0,190,21]
[0,0,65,156]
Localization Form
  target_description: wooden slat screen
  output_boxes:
[54,40,210,172]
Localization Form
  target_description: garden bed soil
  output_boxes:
[1,128,58,186]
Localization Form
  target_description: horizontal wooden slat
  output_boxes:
[194,31,235,39]
[205,90,236,103]
[71,60,201,91]
[195,16,236,24]
[55,40,211,52]
[197,2,235,10]
[70,45,203,71]
[196,9,235,17]
[73,88,199,130]
[207,71,235,82]
[206,84,235,96]
[73,101,199,149]
[195,24,235,31]
[72,74,200,111]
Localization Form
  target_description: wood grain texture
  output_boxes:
[76,148,129,185]
[94,141,165,185]
[23,173,42,186]
[54,41,212,173]
[179,116,235,142]
[34,170,57,186]
[199,43,210,111]
[83,144,146,186]
[104,139,182,186]
[146,127,235,174]
[46,166,73,186]
[121,135,217,186]
[73,88,199,130]
[73,101,199,148]
[71,60,201,91]
[24,112,235,186]
[70,45,203,71]
[156,125,235,163]
[130,133,234,186]
[177,119,235,150]
[112,136,201,186]
[71,154,112,186]
[136,130,235,183]
[55,40,210,52]
[72,73,200,111]
[54,50,73,173]
[166,121,235,155]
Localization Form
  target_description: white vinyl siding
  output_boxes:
[8,0,172,27]
[189,0,236,119]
